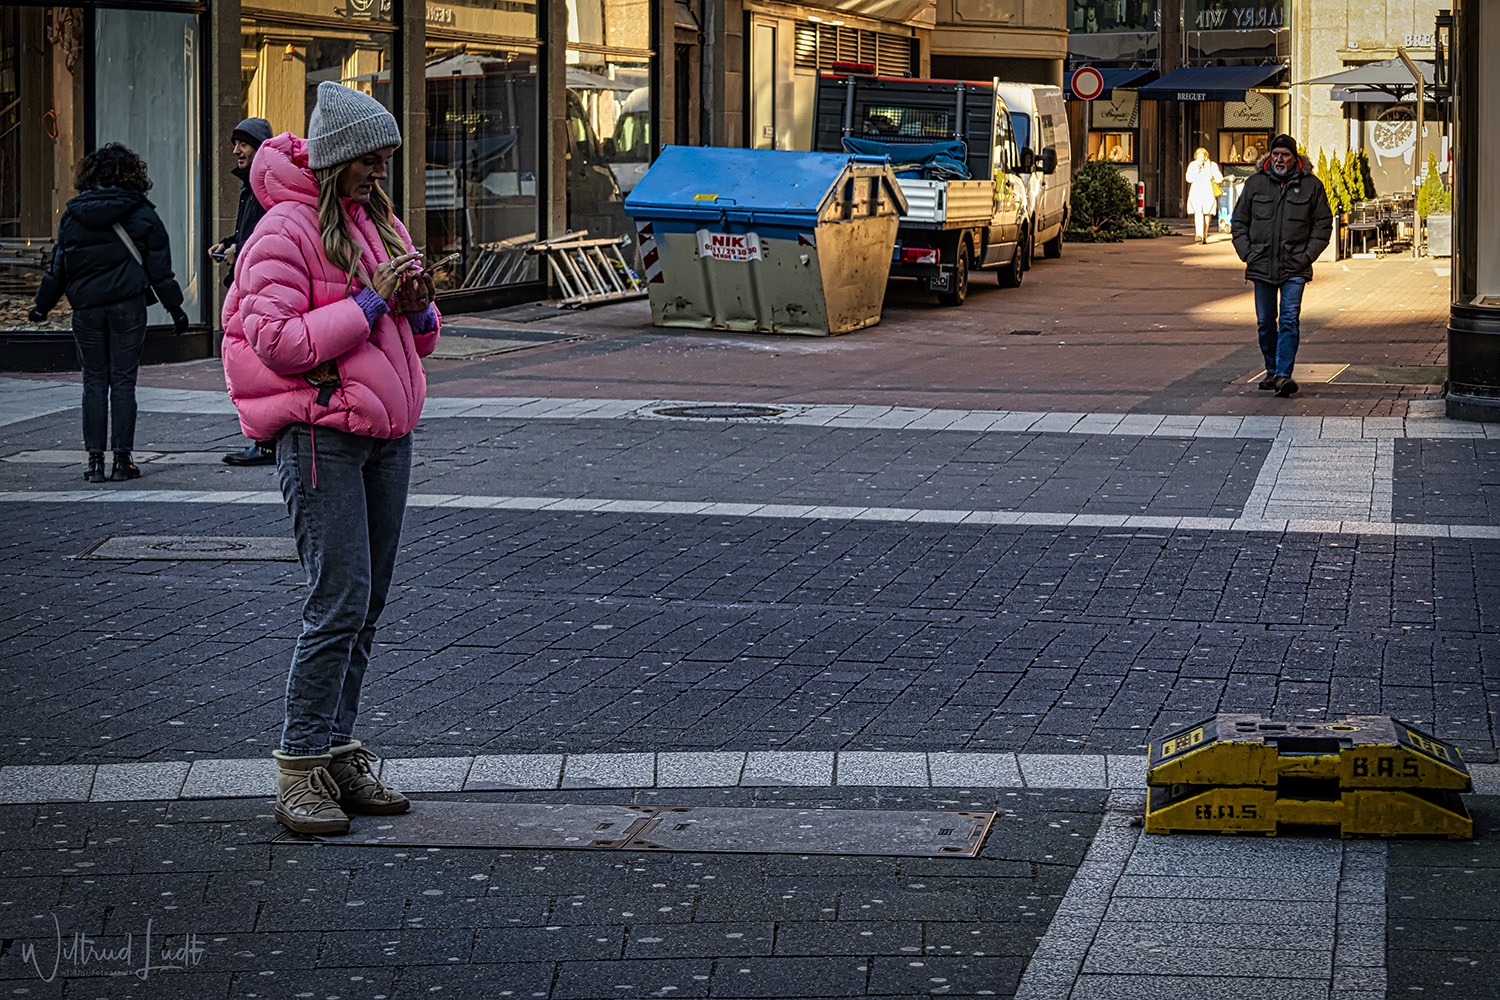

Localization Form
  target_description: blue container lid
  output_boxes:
[624,146,888,225]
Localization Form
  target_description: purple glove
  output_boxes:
[405,304,439,335]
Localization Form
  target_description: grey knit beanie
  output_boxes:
[305,81,402,169]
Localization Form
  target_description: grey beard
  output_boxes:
[1270,163,1292,177]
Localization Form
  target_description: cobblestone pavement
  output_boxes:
[0,235,1494,997]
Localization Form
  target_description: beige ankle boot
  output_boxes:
[328,740,410,815]
[273,752,350,834]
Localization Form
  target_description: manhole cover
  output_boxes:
[77,535,299,561]
[654,405,785,419]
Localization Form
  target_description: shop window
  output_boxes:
[1221,131,1270,165]
[1088,132,1135,163]
[96,8,203,329]
[566,0,651,246]
[0,7,87,331]
[424,46,541,289]
[1,5,203,332]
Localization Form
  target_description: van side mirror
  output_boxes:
[602,137,617,158]
[1039,147,1058,174]
[1018,147,1034,173]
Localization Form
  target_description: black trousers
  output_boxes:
[72,297,148,452]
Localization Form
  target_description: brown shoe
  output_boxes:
[273,752,350,834]
[1273,376,1299,398]
[328,740,411,815]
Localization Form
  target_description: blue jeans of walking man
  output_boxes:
[276,423,412,756]
[1253,276,1308,380]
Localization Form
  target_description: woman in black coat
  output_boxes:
[30,143,187,483]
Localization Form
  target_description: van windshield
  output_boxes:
[1009,112,1030,151]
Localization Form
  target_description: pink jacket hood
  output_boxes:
[250,131,321,211]
[221,132,439,442]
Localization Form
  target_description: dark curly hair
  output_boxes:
[75,143,152,192]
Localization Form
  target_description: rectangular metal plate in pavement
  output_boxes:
[624,806,993,857]
[274,801,657,848]
[77,535,298,561]
[273,802,996,857]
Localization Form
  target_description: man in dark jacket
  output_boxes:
[1231,133,1333,398]
[214,117,275,466]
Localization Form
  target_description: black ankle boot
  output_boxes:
[84,452,106,483]
[109,451,140,481]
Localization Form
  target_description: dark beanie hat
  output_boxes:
[231,117,272,147]
[1269,133,1299,156]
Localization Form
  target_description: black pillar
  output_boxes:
[1446,0,1500,421]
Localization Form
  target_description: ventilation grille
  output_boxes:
[794,22,915,76]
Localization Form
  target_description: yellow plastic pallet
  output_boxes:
[1147,715,1472,792]
[1145,783,1473,839]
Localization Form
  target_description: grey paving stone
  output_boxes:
[1104,754,1148,789]
[927,752,1023,788]
[1018,754,1107,789]
[741,751,834,786]
[1112,874,1339,902]
[561,752,655,788]
[1071,975,1331,1000]
[380,755,474,792]
[180,758,265,799]
[835,751,928,786]
[1082,942,1333,977]
[656,752,745,787]
[465,754,564,790]
[0,764,94,803]
[90,761,190,801]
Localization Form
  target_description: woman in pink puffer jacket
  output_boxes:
[222,82,440,836]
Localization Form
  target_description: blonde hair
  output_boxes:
[314,161,407,294]
[1194,147,1210,161]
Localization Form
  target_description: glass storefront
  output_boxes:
[566,0,650,245]
[241,18,394,141]
[2,4,203,332]
[0,0,661,354]
[96,8,203,328]
[426,0,542,290]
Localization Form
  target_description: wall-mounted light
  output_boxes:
[283,43,296,62]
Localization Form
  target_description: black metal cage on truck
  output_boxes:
[812,73,1031,307]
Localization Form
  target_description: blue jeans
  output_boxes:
[276,424,412,756]
[71,297,148,452]
[1252,277,1308,379]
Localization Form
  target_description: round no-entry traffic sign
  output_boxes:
[1071,66,1105,101]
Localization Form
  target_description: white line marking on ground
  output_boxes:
[5,489,1497,539]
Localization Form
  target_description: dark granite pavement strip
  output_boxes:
[1,496,1496,763]
[0,788,1102,1000]
[1386,797,1500,1000]
[1394,438,1500,525]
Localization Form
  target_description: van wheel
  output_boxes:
[998,233,1027,288]
[936,248,969,307]
[1042,230,1064,259]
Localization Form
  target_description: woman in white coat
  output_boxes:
[1185,147,1224,243]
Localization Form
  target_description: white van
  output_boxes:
[993,83,1072,260]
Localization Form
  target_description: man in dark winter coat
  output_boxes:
[213,117,275,466]
[1231,133,1333,398]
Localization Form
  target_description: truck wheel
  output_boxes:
[1042,230,1063,259]
[937,246,969,307]
[998,234,1027,288]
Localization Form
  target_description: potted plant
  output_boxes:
[1417,150,1452,256]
